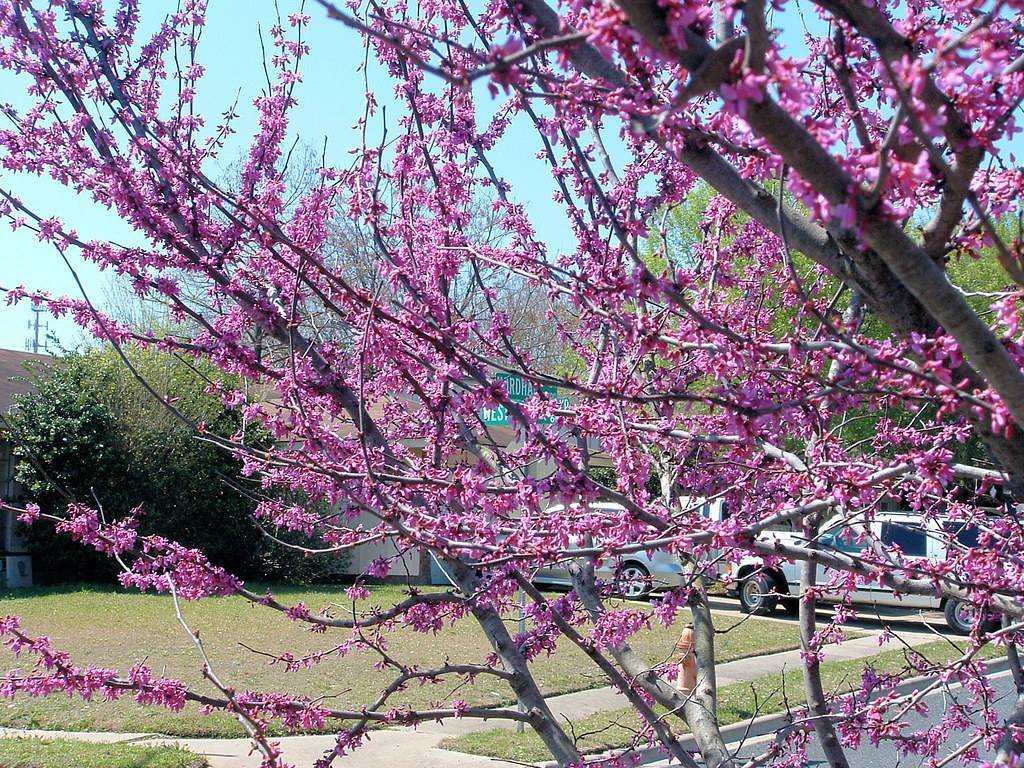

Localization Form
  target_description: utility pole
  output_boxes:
[25,307,51,354]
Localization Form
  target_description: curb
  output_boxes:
[536,657,1010,768]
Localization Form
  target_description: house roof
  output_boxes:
[0,349,53,414]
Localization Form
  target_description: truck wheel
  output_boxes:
[944,598,977,635]
[739,573,778,616]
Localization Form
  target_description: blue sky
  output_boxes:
[1,2,1016,353]
[0,1,576,351]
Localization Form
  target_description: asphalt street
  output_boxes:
[725,669,1018,768]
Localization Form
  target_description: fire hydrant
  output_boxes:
[675,626,697,694]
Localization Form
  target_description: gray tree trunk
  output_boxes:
[452,564,582,766]
[799,518,850,768]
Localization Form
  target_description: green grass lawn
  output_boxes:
[443,639,1007,762]
[0,584,809,737]
[0,738,206,768]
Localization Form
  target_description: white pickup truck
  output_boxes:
[724,511,990,634]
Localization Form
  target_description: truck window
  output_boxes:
[819,525,863,554]
[942,522,980,549]
[881,522,927,556]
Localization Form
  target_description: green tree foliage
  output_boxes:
[646,189,1021,471]
[643,183,715,271]
[4,347,348,584]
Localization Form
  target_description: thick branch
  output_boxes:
[451,563,582,767]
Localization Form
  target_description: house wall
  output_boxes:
[0,439,32,588]
[0,439,13,500]
[342,507,428,582]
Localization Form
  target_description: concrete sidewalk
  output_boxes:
[0,629,940,768]
[0,728,516,768]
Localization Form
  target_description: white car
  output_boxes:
[724,511,990,634]
[532,499,726,599]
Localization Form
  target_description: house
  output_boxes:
[1,352,606,588]
[267,376,610,585]
[0,348,53,588]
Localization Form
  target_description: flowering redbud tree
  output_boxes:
[2,0,1024,766]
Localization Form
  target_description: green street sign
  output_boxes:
[481,373,570,427]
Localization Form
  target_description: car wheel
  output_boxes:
[739,572,779,616]
[614,562,652,600]
[944,598,980,635]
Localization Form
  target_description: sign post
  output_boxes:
[482,372,567,734]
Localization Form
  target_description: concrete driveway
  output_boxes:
[625,593,955,637]
[701,595,952,635]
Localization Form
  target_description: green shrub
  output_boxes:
[3,347,348,584]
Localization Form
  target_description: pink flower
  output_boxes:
[16,503,41,525]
